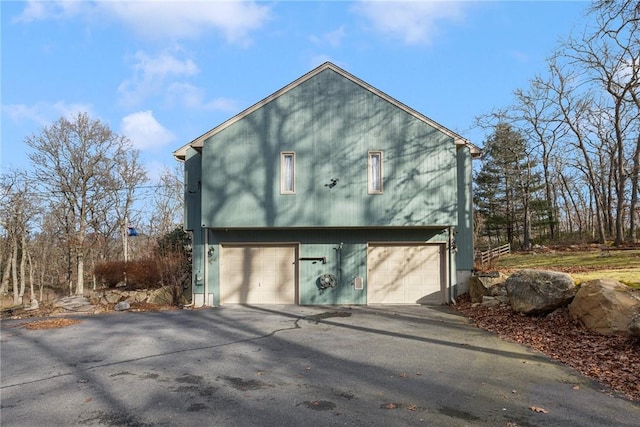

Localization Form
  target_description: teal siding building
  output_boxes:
[174,62,480,306]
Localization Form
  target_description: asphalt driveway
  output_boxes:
[1,304,638,426]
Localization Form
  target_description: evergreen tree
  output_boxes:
[475,123,545,250]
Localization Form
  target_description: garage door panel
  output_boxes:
[221,245,296,304]
[367,244,443,304]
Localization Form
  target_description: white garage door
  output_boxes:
[220,245,297,304]
[367,244,444,304]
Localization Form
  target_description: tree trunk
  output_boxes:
[0,251,11,296]
[11,236,18,304]
[627,132,640,243]
[19,232,26,305]
[614,133,626,246]
[28,252,35,303]
[560,173,582,238]
[39,263,45,302]
[581,151,607,243]
[76,249,84,295]
[544,168,555,240]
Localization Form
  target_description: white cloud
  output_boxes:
[310,26,347,48]
[118,49,199,108]
[354,1,465,45]
[166,82,238,112]
[106,1,271,44]
[13,0,88,23]
[14,1,272,45]
[120,110,175,151]
[2,101,94,126]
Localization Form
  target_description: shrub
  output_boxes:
[94,259,162,290]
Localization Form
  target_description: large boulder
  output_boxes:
[469,272,509,304]
[569,279,640,335]
[505,269,576,315]
[51,295,96,313]
[148,286,179,305]
[630,314,640,337]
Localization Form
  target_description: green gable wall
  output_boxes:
[201,68,458,229]
[456,146,474,270]
[183,148,206,295]
[183,147,202,232]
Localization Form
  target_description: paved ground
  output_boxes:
[1,304,639,426]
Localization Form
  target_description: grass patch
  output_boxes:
[492,249,640,287]
[571,270,640,287]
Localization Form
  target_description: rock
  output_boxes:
[52,295,95,313]
[630,314,640,337]
[103,291,121,304]
[480,296,501,308]
[469,272,509,303]
[114,301,131,311]
[505,269,576,315]
[25,298,39,311]
[134,291,149,303]
[148,286,178,305]
[569,279,640,335]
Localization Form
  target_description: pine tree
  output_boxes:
[475,123,545,250]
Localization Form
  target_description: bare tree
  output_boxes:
[562,0,640,244]
[0,171,37,304]
[109,150,147,263]
[513,76,569,240]
[26,113,135,295]
[543,54,608,244]
[148,166,184,237]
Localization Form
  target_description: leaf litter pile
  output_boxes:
[453,294,640,401]
[22,318,81,330]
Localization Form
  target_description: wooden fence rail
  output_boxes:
[476,243,511,264]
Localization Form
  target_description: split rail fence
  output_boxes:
[476,243,511,265]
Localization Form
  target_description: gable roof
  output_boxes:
[173,62,481,160]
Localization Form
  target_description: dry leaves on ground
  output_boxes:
[22,318,81,330]
[453,294,640,402]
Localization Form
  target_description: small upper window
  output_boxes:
[281,152,295,194]
[368,151,383,194]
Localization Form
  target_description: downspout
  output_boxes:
[448,227,453,304]
[334,242,343,285]
[203,227,209,306]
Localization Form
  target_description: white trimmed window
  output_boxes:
[368,151,383,194]
[281,152,295,194]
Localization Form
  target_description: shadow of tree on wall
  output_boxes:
[199,68,466,304]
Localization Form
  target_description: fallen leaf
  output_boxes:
[529,406,549,414]
[399,373,407,378]
[23,318,80,330]
[407,404,417,411]
[572,385,580,390]
[382,403,399,409]
[452,294,640,402]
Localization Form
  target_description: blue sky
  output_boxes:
[1,1,590,182]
